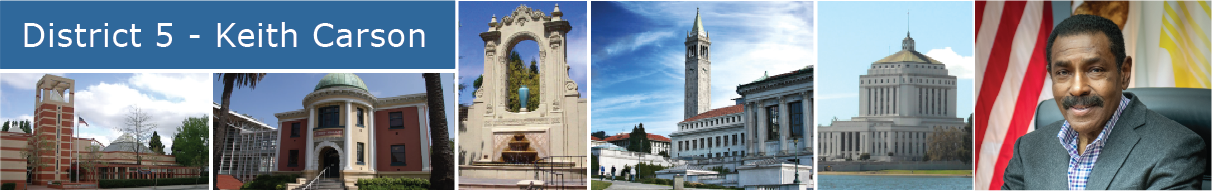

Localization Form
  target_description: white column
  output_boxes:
[779,97,789,154]
[345,101,354,170]
[757,101,767,156]
[417,105,432,171]
[306,106,316,170]
[368,105,375,171]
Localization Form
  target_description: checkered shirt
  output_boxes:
[1057,94,1130,190]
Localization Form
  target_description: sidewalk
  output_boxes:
[102,184,209,190]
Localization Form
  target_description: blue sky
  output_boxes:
[1,73,211,153]
[591,1,815,136]
[457,1,588,104]
[210,73,457,139]
[818,1,975,124]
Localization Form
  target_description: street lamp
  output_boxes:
[793,137,801,184]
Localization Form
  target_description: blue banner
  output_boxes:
[0,1,455,69]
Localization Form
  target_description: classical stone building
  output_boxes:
[738,67,815,157]
[272,73,434,189]
[818,33,965,161]
[661,11,815,189]
[601,133,671,155]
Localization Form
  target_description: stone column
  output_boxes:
[803,92,812,153]
[345,101,354,170]
[306,106,316,170]
[778,97,789,154]
[368,104,375,171]
[415,106,431,170]
[756,100,767,156]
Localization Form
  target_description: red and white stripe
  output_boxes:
[975,1,1055,190]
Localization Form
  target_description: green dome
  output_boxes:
[315,73,368,91]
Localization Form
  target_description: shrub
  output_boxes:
[240,174,299,190]
[99,178,208,188]
[1,183,15,190]
[355,177,429,190]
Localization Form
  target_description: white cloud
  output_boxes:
[1,73,66,90]
[925,47,976,79]
[73,74,210,151]
[601,31,677,60]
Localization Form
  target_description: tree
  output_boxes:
[505,51,541,112]
[423,73,454,190]
[149,131,165,155]
[2,121,8,132]
[21,129,53,183]
[214,73,265,186]
[658,151,669,158]
[591,131,607,140]
[118,105,158,165]
[472,75,483,92]
[172,116,209,180]
[19,120,32,133]
[627,124,650,153]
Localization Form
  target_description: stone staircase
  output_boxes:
[294,178,346,190]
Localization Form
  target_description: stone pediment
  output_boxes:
[483,117,563,127]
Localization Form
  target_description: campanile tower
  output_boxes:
[684,8,712,119]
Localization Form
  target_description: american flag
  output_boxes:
[975,1,1055,189]
[78,117,89,127]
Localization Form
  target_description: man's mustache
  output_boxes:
[1062,94,1104,109]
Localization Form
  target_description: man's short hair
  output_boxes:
[1045,14,1126,72]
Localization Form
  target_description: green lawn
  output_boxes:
[877,170,972,175]
[591,180,612,190]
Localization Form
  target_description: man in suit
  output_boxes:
[1001,14,1207,190]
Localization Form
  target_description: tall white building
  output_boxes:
[685,8,712,119]
[819,33,965,161]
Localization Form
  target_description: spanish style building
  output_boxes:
[818,33,965,161]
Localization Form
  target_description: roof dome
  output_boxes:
[103,133,153,153]
[315,73,368,91]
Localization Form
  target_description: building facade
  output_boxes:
[272,73,433,186]
[819,33,965,161]
[214,104,278,182]
[671,104,746,158]
[0,75,201,190]
[601,133,672,155]
[738,67,815,157]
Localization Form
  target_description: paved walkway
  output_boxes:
[599,180,728,190]
[103,184,209,190]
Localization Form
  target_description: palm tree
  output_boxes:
[213,73,265,186]
[423,73,454,189]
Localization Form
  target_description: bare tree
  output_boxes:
[119,105,158,165]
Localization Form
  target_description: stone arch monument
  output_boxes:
[460,4,587,180]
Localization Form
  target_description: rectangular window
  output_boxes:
[290,123,300,137]
[389,112,405,129]
[391,145,407,166]
[319,106,340,128]
[356,108,365,127]
[732,135,737,146]
[288,150,299,167]
[692,140,697,150]
[707,137,712,148]
[789,102,804,139]
[767,106,779,141]
[357,142,365,165]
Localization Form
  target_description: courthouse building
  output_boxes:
[818,33,966,161]
[271,73,434,188]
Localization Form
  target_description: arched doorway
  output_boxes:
[319,147,341,178]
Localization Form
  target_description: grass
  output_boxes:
[591,180,612,190]
[877,170,972,175]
